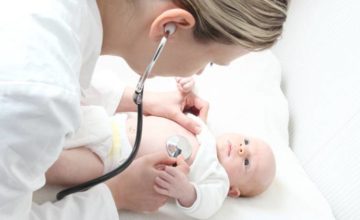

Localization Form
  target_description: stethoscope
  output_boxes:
[57,23,192,200]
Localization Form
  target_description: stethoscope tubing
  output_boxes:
[57,31,171,200]
[56,95,143,200]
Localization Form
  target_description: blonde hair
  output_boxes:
[172,0,289,50]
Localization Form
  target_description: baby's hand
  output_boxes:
[176,76,195,93]
[154,156,196,207]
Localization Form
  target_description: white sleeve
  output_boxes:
[0,4,118,219]
[0,81,119,220]
[82,71,126,116]
[63,105,114,170]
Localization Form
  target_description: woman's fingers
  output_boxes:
[190,94,209,121]
[173,111,201,134]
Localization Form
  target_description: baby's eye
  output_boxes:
[244,158,250,166]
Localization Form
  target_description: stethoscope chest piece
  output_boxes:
[166,135,192,160]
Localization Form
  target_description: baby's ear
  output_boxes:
[228,186,241,198]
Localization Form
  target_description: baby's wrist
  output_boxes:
[177,184,197,207]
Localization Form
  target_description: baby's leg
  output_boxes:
[46,148,104,186]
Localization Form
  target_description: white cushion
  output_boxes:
[272,0,360,219]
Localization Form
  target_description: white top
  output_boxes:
[0,0,119,219]
[176,116,229,219]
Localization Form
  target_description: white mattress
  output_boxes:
[34,51,335,219]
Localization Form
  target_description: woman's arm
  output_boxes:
[46,148,104,186]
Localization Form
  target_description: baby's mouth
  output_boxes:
[227,140,232,157]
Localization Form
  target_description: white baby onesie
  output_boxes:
[176,115,230,219]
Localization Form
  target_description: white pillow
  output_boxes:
[34,51,335,219]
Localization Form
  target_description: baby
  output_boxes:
[46,77,276,219]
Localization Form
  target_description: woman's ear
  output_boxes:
[228,186,241,198]
[149,8,195,40]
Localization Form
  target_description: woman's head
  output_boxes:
[98,0,288,77]
[172,0,289,50]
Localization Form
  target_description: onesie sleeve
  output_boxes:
[176,165,229,219]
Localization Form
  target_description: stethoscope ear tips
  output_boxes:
[164,22,177,36]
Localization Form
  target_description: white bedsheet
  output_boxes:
[34,51,335,219]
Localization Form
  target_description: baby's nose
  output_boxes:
[238,146,247,156]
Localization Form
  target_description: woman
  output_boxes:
[0,0,288,219]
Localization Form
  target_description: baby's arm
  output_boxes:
[46,147,104,186]
[154,156,196,207]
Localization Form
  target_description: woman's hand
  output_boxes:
[144,90,209,134]
[116,86,209,134]
[105,152,176,212]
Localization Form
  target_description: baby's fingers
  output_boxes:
[155,176,170,189]
[176,77,192,85]
[159,169,175,183]
[154,184,170,196]
[176,77,195,92]
[181,80,195,93]
[175,156,190,175]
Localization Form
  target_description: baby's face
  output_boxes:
[216,133,276,197]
